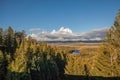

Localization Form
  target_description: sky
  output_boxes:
[0,0,120,34]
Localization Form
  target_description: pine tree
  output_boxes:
[30,44,61,80]
[6,35,32,80]
[64,55,75,75]
[65,55,89,76]
[0,28,3,46]
[0,50,5,79]
[4,27,17,60]
[90,10,120,77]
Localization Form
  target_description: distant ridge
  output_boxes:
[38,40,103,43]
[29,27,109,42]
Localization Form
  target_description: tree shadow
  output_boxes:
[4,70,120,80]
[64,74,120,80]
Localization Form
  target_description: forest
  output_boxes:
[0,11,120,80]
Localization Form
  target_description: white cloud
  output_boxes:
[30,34,37,38]
[51,27,72,34]
[28,27,109,41]
[29,28,41,32]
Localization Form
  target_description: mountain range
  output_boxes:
[28,27,109,42]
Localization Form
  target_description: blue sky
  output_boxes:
[0,0,120,34]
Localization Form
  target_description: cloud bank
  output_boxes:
[28,27,109,41]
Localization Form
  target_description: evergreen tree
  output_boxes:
[4,27,17,60]
[0,28,3,46]
[65,55,75,75]
[30,45,60,80]
[0,50,5,79]
[6,34,33,80]
[65,55,90,76]
[90,10,120,77]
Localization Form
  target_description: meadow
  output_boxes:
[49,42,101,57]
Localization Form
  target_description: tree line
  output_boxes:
[0,26,67,80]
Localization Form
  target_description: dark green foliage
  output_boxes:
[0,51,8,80]
[30,45,66,80]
